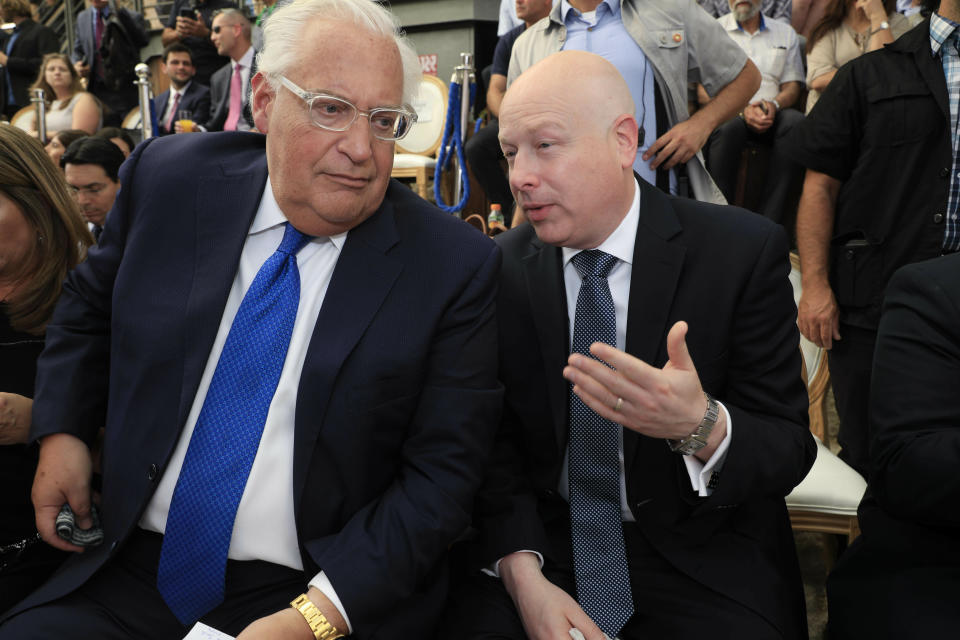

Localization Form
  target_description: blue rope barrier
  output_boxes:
[148,98,159,139]
[434,79,476,214]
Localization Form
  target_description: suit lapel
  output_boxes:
[622,179,685,475]
[292,186,402,509]
[522,236,570,449]
[176,148,268,430]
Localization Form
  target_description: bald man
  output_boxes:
[443,51,815,640]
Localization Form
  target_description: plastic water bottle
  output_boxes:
[487,204,506,235]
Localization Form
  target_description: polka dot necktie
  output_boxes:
[568,249,634,638]
[157,222,311,625]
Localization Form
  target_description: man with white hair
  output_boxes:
[703,0,805,224]
[0,1,501,638]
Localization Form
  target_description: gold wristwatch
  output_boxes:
[290,594,345,640]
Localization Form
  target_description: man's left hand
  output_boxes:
[641,118,712,170]
[0,52,8,66]
[563,321,706,441]
[236,608,315,640]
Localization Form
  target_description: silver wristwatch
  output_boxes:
[667,393,719,456]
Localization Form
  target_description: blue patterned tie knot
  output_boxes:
[572,249,618,280]
[567,247,633,637]
[157,222,311,625]
[278,223,310,255]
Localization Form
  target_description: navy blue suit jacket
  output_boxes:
[13,133,502,637]
[153,81,211,135]
[0,19,58,110]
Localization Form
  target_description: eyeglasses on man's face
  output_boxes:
[278,76,418,141]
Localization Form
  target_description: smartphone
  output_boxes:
[179,8,196,19]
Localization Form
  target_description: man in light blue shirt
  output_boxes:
[507,0,761,204]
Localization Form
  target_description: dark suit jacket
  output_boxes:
[476,179,816,637]
[827,253,960,638]
[11,133,502,638]
[153,81,211,135]
[204,54,256,132]
[0,19,58,110]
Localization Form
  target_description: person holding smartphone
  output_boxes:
[161,0,233,86]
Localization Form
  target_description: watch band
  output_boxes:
[869,20,890,36]
[290,594,345,640]
[771,98,781,112]
[667,393,719,456]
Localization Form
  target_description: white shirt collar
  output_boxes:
[234,46,255,70]
[251,176,347,250]
[561,178,640,268]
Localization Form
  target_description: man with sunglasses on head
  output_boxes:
[177,8,256,132]
[0,1,501,638]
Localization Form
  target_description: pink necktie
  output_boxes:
[225,64,243,131]
[165,92,181,132]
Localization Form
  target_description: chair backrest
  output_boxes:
[396,74,448,157]
[789,252,830,442]
[10,105,35,132]
[121,106,141,130]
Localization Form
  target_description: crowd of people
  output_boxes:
[0,0,957,638]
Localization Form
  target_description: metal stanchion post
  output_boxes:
[31,89,46,144]
[453,52,475,208]
[135,63,154,140]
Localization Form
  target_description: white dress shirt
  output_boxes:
[140,177,354,631]
[718,13,805,104]
[164,81,191,122]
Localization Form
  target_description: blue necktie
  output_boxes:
[157,222,311,625]
[568,249,634,638]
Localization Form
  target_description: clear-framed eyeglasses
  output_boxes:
[278,76,418,141]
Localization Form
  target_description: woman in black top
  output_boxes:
[0,125,93,611]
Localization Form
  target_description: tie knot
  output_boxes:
[277,222,311,256]
[572,249,617,279]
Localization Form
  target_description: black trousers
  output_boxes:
[705,108,804,225]
[465,120,514,220]
[440,501,784,640]
[827,323,877,477]
[0,529,305,639]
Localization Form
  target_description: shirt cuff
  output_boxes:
[682,401,732,497]
[306,571,353,634]
[481,550,545,578]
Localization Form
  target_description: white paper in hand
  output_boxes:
[182,622,235,639]
[568,630,614,640]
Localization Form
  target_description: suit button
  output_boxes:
[845,249,855,260]
[941,167,950,178]
[147,464,159,481]
[934,212,945,224]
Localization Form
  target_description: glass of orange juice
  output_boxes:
[177,110,194,133]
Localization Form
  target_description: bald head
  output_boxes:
[497,51,639,249]
[502,50,635,138]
